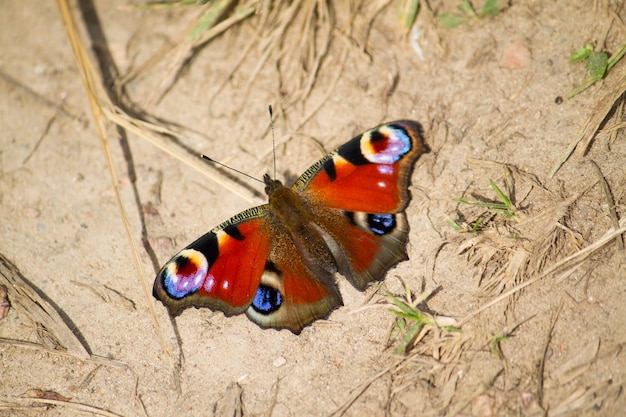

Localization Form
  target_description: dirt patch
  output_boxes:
[1,1,625,416]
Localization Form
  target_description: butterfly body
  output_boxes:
[154,121,428,333]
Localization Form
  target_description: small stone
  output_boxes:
[273,356,286,367]
[22,207,40,218]
[500,40,532,69]
[521,391,539,410]
[34,64,47,75]
[471,394,495,417]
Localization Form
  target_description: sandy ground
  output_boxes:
[1,1,625,416]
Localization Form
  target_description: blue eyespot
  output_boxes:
[368,214,396,235]
[365,127,411,164]
[162,249,209,299]
[251,284,283,314]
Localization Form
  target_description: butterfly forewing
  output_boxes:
[153,206,272,316]
[293,121,427,213]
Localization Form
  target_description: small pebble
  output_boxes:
[34,64,47,75]
[471,394,495,417]
[22,207,40,218]
[500,40,532,69]
[273,356,286,367]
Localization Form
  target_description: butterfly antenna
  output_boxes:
[201,155,264,184]
[269,105,277,180]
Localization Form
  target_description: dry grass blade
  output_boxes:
[71,279,136,312]
[446,368,503,417]
[330,364,395,417]
[334,289,462,415]
[549,376,621,417]
[537,301,564,409]
[589,160,624,251]
[0,337,128,369]
[276,0,333,107]
[549,337,600,387]
[102,105,259,203]
[209,0,339,114]
[549,66,626,177]
[2,395,125,417]
[143,0,256,106]
[0,284,9,319]
[55,0,172,365]
[254,46,349,165]
[240,1,303,108]
[22,389,71,402]
[454,169,594,301]
[461,216,626,324]
[220,382,243,417]
[0,252,89,360]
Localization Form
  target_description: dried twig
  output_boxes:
[537,301,564,409]
[588,160,624,251]
[1,395,124,417]
[0,253,89,359]
[55,0,173,365]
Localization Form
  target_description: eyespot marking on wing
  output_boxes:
[344,212,397,236]
[251,284,283,314]
[250,261,284,315]
[367,213,396,235]
[162,249,209,299]
[361,125,412,164]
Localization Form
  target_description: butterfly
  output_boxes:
[153,121,429,333]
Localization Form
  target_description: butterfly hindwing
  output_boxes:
[304,204,410,290]
[245,222,342,332]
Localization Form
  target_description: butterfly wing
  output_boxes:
[245,220,342,332]
[153,206,273,316]
[293,121,428,289]
[153,205,341,333]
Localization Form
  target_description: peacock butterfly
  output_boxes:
[153,121,429,333]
